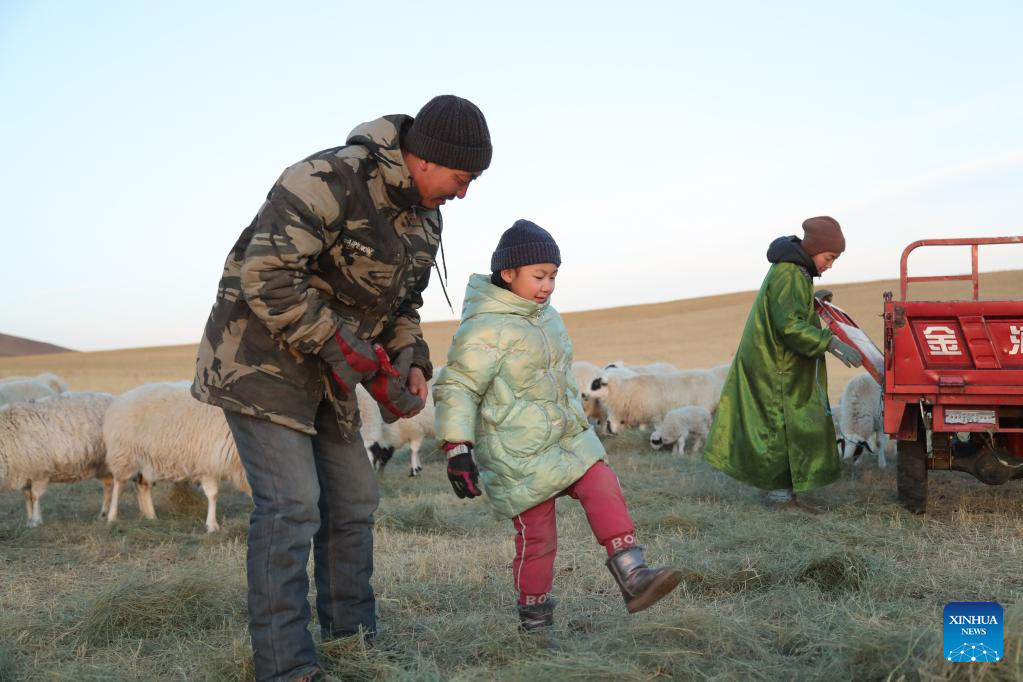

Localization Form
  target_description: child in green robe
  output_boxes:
[703,216,862,509]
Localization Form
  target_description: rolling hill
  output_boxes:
[0,269,1018,398]
[0,332,74,358]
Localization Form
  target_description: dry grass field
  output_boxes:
[1,271,1021,680]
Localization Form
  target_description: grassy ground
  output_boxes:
[1,432,1021,681]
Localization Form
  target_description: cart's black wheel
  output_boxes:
[897,434,928,513]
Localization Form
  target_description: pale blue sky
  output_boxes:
[2,1,1021,351]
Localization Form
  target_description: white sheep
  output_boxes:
[104,381,250,532]
[604,360,678,375]
[0,372,69,393]
[831,400,845,456]
[709,363,730,383]
[382,391,436,477]
[0,391,114,527]
[586,365,637,394]
[357,379,437,477]
[0,374,65,407]
[573,360,609,428]
[649,405,713,455]
[839,373,889,468]
[573,360,604,399]
[356,384,388,470]
[589,367,726,435]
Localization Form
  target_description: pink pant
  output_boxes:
[512,461,635,601]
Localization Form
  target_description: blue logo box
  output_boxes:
[943,602,1003,662]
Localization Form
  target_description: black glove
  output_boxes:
[444,442,481,499]
[827,337,863,368]
[363,346,425,423]
[318,328,380,394]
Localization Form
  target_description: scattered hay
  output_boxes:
[630,611,713,650]
[320,634,407,682]
[797,552,869,594]
[162,481,208,516]
[376,501,441,532]
[376,501,473,535]
[652,513,700,533]
[601,429,651,458]
[844,627,935,680]
[69,566,246,646]
[0,638,28,682]
[98,517,185,548]
[0,524,28,543]
[506,653,649,681]
[776,631,822,659]
[196,636,255,682]
[4,430,1023,679]
[677,558,773,596]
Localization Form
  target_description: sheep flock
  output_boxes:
[1,357,893,530]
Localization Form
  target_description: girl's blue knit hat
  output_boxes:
[490,219,561,272]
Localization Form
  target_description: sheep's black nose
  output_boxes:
[651,437,662,446]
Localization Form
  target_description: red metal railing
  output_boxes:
[900,236,1022,300]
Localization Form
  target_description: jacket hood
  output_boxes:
[767,236,819,277]
[345,114,422,209]
[461,273,547,321]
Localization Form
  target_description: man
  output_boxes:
[191,95,492,681]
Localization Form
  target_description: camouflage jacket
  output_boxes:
[191,115,441,436]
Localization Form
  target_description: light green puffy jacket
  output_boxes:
[433,274,606,518]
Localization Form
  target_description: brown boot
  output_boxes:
[517,595,556,631]
[606,546,682,614]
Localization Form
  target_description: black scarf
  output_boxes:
[766,235,819,278]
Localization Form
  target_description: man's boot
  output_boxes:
[517,596,556,632]
[606,546,682,614]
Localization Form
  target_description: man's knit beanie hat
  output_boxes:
[491,219,561,272]
[404,95,492,173]
[801,216,846,255]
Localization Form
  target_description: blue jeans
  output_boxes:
[225,400,379,682]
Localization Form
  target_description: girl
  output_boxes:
[433,219,683,630]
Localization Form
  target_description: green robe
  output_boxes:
[704,260,839,493]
